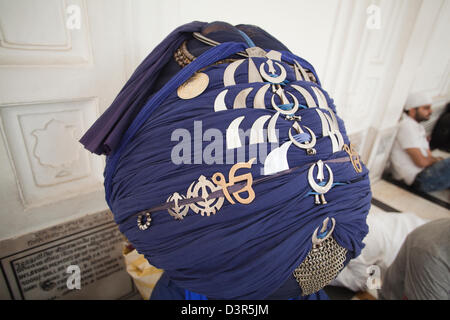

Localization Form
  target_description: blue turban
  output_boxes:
[81,22,371,300]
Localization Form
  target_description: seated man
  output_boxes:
[389,92,450,192]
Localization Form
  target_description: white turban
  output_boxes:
[404,92,432,111]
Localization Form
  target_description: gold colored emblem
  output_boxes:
[343,143,363,173]
[212,158,256,205]
[177,72,209,99]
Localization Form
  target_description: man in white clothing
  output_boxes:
[389,92,450,192]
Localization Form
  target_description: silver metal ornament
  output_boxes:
[137,212,151,231]
[308,160,334,204]
[259,60,287,84]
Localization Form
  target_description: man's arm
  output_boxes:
[405,148,440,168]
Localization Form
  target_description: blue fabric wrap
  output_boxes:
[105,42,371,299]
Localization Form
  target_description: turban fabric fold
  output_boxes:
[80,21,371,300]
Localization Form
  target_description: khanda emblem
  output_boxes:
[167,192,189,220]
[187,175,224,217]
[260,59,299,115]
[168,158,257,219]
[308,160,334,205]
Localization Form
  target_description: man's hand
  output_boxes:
[405,148,438,168]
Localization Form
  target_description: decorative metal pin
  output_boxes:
[316,108,341,153]
[293,62,303,81]
[137,212,151,231]
[259,59,287,84]
[291,84,318,108]
[312,217,336,246]
[177,72,209,99]
[294,60,310,82]
[248,57,263,83]
[253,84,270,109]
[186,175,224,216]
[223,59,245,87]
[308,160,334,205]
[270,89,299,114]
[233,87,253,109]
[285,115,301,121]
[276,86,290,105]
[288,121,317,155]
[167,192,189,220]
[311,86,328,109]
[267,59,276,74]
[343,144,363,173]
[311,87,344,149]
[226,116,245,149]
[214,89,228,112]
[212,158,256,205]
[249,115,271,145]
[267,112,280,143]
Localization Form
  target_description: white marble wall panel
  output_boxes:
[0,0,92,65]
[0,98,103,207]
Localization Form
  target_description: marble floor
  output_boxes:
[371,179,449,221]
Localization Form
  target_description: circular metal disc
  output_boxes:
[177,72,209,99]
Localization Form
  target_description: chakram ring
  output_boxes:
[271,91,299,114]
[288,124,317,150]
[137,212,151,231]
[312,217,336,245]
[259,60,287,84]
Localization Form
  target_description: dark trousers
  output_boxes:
[412,158,450,192]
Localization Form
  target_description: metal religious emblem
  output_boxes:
[259,59,287,84]
[270,87,299,115]
[293,60,310,82]
[312,217,336,246]
[343,144,363,173]
[177,72,209,99]
[248,57,264,83]
[212,158,256,205]
[293,216,346,296]
[308,160,334,205]
[167,192,189,220]
[186,175,224,216]
[137,212,152,231]
[288,121,317,155]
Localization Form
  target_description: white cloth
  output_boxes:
[404,92,432,111]
[330,211,429,292]
[389,114,429,185]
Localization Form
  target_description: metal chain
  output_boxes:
[293,236,347,296]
